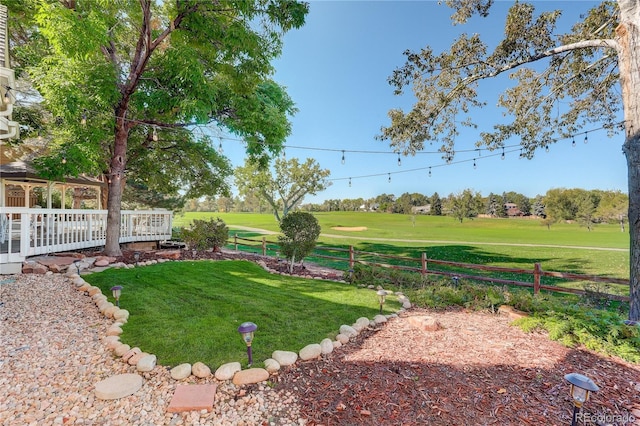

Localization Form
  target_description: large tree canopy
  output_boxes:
[378,0,640,321]
[6,0,308,255]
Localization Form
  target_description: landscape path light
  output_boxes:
[237,321,258,366]
[73,259,81,275]
[110,285,122,308]
[452,275,459,288]
[564,372,599,426]
[377,289,387,314]
[133,251,140,266]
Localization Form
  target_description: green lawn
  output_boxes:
[85,260,400,368]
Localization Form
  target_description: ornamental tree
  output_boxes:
[7,0,308,256]
[278,211,321,274]
[235,156,331,222]
[378,0,640,321]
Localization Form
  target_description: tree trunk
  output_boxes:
[103,118,129,256]
[617,2,640,321]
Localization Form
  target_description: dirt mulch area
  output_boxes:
[274,308,640,426]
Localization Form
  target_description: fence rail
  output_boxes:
[230,234,630,302]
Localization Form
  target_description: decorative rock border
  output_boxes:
[63,257,411,388]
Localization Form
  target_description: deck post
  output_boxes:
[262,236,266,256]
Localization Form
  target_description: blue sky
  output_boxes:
[222,0,626,204]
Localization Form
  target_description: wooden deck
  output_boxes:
[0,208,172,265]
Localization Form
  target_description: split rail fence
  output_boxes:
[230,234,630,302]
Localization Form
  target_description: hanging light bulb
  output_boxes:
[501,147,505,160]
[584,132,588,144]
[348,177,352,187]
[428,167,432,177]
[545,145,550,153]
[397,153,401,167]
[62,156,67,164]
[218,139,223,153]
[152,126,158,142]
[37,132,43,141]
[341,150,345,165]
[473,158,477,169]
[572,136,576,147]
[388,173,391,183]
[3,86,11,104]
[81,111,87,126]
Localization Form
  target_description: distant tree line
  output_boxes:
[182,188,628,230]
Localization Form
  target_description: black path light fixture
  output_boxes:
[133,251,140,267]
[110,285,123,308]
[564,372,599,426]
[73,259,81,275]
[237,321,258,366]
[377,289,387,314]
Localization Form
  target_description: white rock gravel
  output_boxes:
[0,274,306,425]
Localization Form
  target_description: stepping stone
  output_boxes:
[94,373,143,400]
[167,384,217,413]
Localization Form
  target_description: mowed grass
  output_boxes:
[85,260,399,368]
[174,211,630,279]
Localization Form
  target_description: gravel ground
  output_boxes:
[0,273,306,426]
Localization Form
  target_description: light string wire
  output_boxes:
[10,90,624,185]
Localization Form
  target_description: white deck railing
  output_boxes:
[0,208,173,264]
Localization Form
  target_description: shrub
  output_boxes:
[278,212,321,273]
[180,217,228,251]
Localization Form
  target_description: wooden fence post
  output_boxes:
[349,245,355,269]
[262,236,266,256]
[421,252,427,275]
[234,233,238,251]
[534,263,541,295]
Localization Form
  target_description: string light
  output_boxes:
[218,139,223,153]
[397,153,401,167]
[572,136,576,147]
[5,86,620,188]
[584,132,588,144]
[152,126,158,142]
[473,158,477,169]
[348,177,351,187]
[62,156,67,164]
[3,86,11,104]
[81,110,87,126]
[341,150,345,165]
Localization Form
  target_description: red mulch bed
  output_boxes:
[273,309,640,426]
[81,249,640,425]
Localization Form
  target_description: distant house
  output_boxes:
[411,204,431,214]
[360,203,379,212]
[505,203,523,217]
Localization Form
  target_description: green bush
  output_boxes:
[180,217,228,251]
[278,212,321,272]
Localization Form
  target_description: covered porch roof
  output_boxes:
[1,161,107,209]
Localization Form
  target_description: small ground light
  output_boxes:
[134,251,140,266]
[377,289,387,314]
[237,322,257,366]
[564,373,599,426]
[73,259,81,275]
[452,276,459,288]
[110,285,122,308]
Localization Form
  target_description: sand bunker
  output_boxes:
[330,226,367,231]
